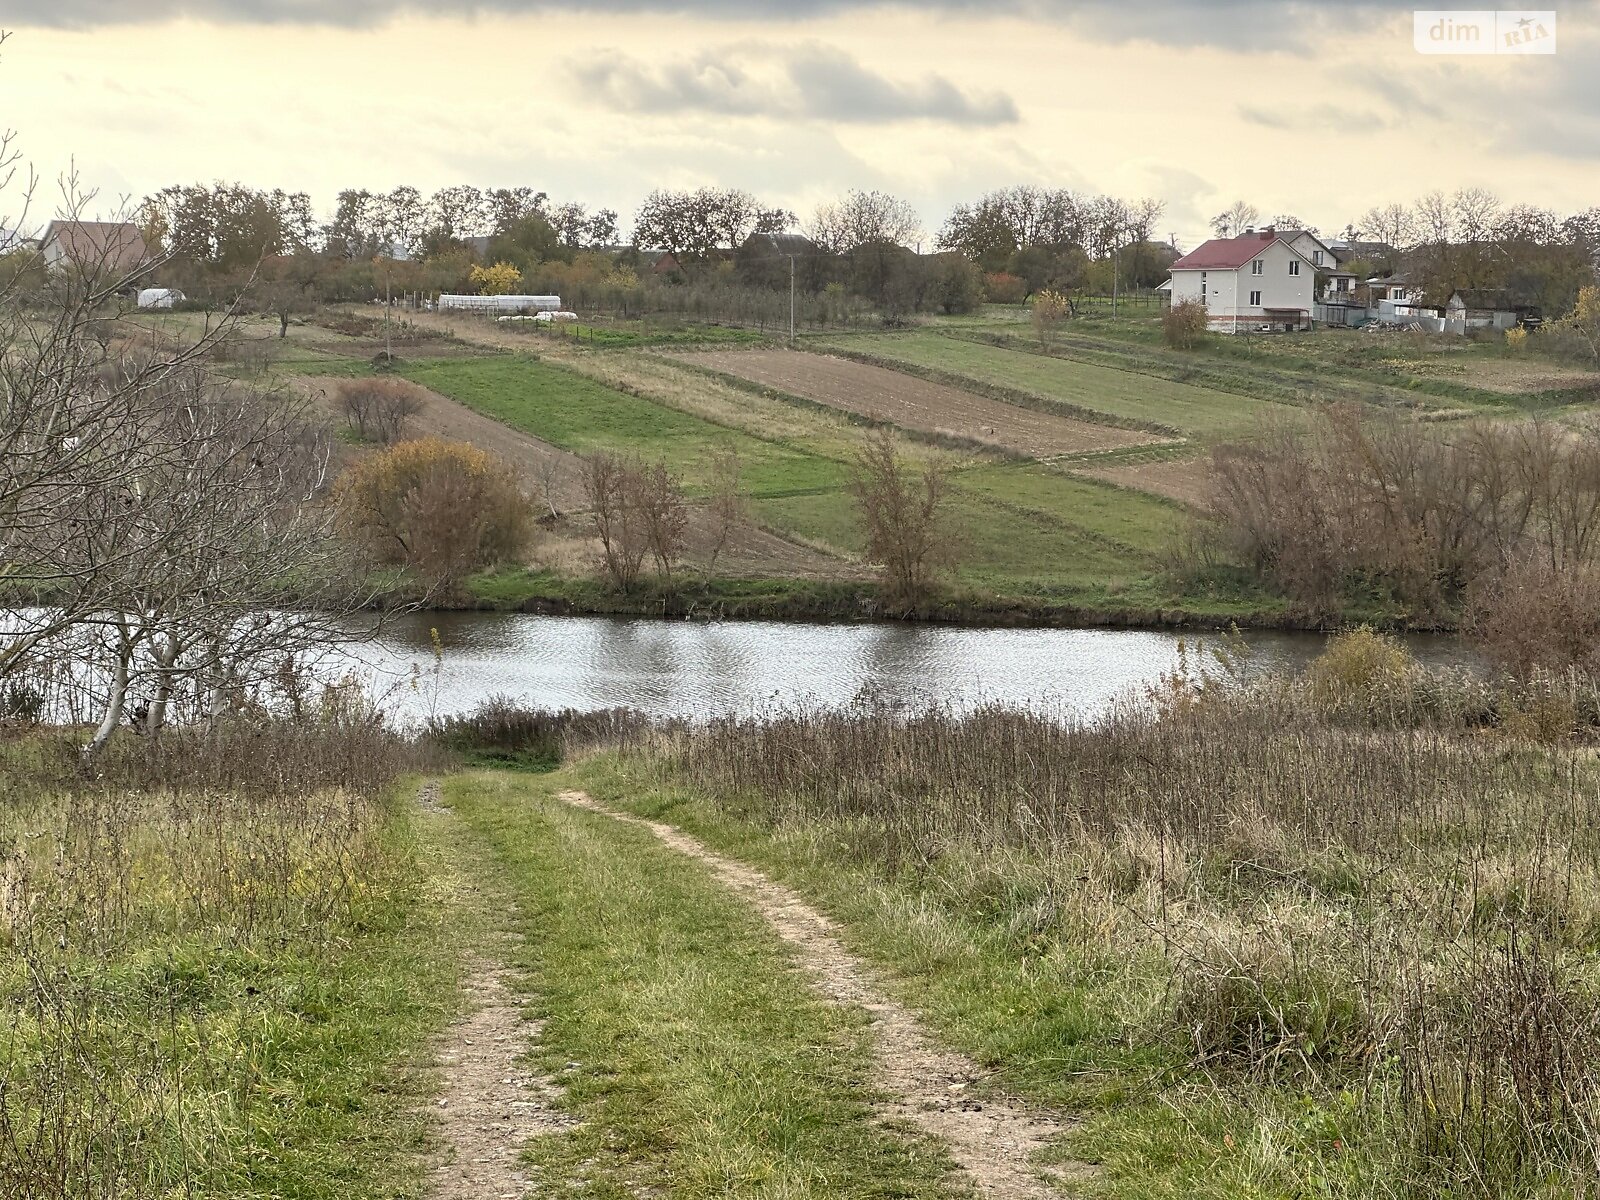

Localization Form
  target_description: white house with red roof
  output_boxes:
[1166,227,1323,333]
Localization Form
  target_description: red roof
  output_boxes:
[1170,232,1280,271]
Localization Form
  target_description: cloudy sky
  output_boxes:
[0,1,1595,248]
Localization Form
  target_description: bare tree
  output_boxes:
[534,454,566,520]
[339,377,424,444]
[582,451,650,592]
[702,445,748,576]
[849,429,957,610]
[1210,201,1261,238]
[634,461,689,582]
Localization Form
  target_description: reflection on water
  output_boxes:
[333,612,1476,725]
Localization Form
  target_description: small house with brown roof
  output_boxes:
[39,220,151,277]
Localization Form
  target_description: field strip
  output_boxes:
[671,347,1166,459]
[418,780,575,1199]
[557,789,1090,1198]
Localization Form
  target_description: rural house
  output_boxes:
[39,219,150,277]
[1166,227,1319,333]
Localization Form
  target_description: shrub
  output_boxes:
[1162,299,1209,350]
[1466,557,1600,678]
[338,377,425,444]
[1031,289,1071,350]
[426,698,649,766]
[1307,627,1415,721]
[334,437,531,593]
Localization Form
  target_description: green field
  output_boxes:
[758,475,1172,601]
[814,331,1294,440]
[401,355,849,498]
[956,464,1188,553]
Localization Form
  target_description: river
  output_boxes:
[335,612,1473,725]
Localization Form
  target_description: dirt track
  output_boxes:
[559,789,1091,1198]
[672,348,1161,459]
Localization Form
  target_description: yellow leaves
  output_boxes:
[469,260,523,296]
[1573,284,1600,323]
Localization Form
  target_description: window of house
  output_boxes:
[1250,290,1262,306]
[1251,260,1264,275]
[1313,250,1324,265]
[1394,286,1407,299]
[1289,260,1301,276]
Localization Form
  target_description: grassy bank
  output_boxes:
[456,566,1297,629]
[539,643,1600,1198]
[442,770,968,1198]
[0,727,472,1199]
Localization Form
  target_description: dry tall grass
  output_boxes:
[0,713,426,1197]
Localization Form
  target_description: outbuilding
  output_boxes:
[137,287,185,309]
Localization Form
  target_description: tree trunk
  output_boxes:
[145,637,180,734]
[83,642,131,761]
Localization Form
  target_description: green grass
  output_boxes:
[755,482,1159,598]
[813,331,1282,440]
[954,465,1188,555]
[519,321,772,349]
[400,355,847,497]
[443,770,969,1198]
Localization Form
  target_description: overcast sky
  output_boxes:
[1,1,1595,249]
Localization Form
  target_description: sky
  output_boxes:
[0,1,1595,250]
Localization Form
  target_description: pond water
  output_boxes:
[335,612,1474,725]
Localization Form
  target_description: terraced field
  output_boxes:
[672,347,1164,458]
[813,331,1289,440]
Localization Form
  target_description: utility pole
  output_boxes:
[788,254,797,346]
[1112,239,1120,320]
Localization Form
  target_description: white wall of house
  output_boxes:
[1170,239,1315,333]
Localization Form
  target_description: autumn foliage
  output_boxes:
[1031,288,1071,349]
[334,437,530,591]
[469,260,524,296]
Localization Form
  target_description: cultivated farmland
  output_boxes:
[814,331,1288,440]
[1075,454,1216,510]
[672,347,1166,458]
